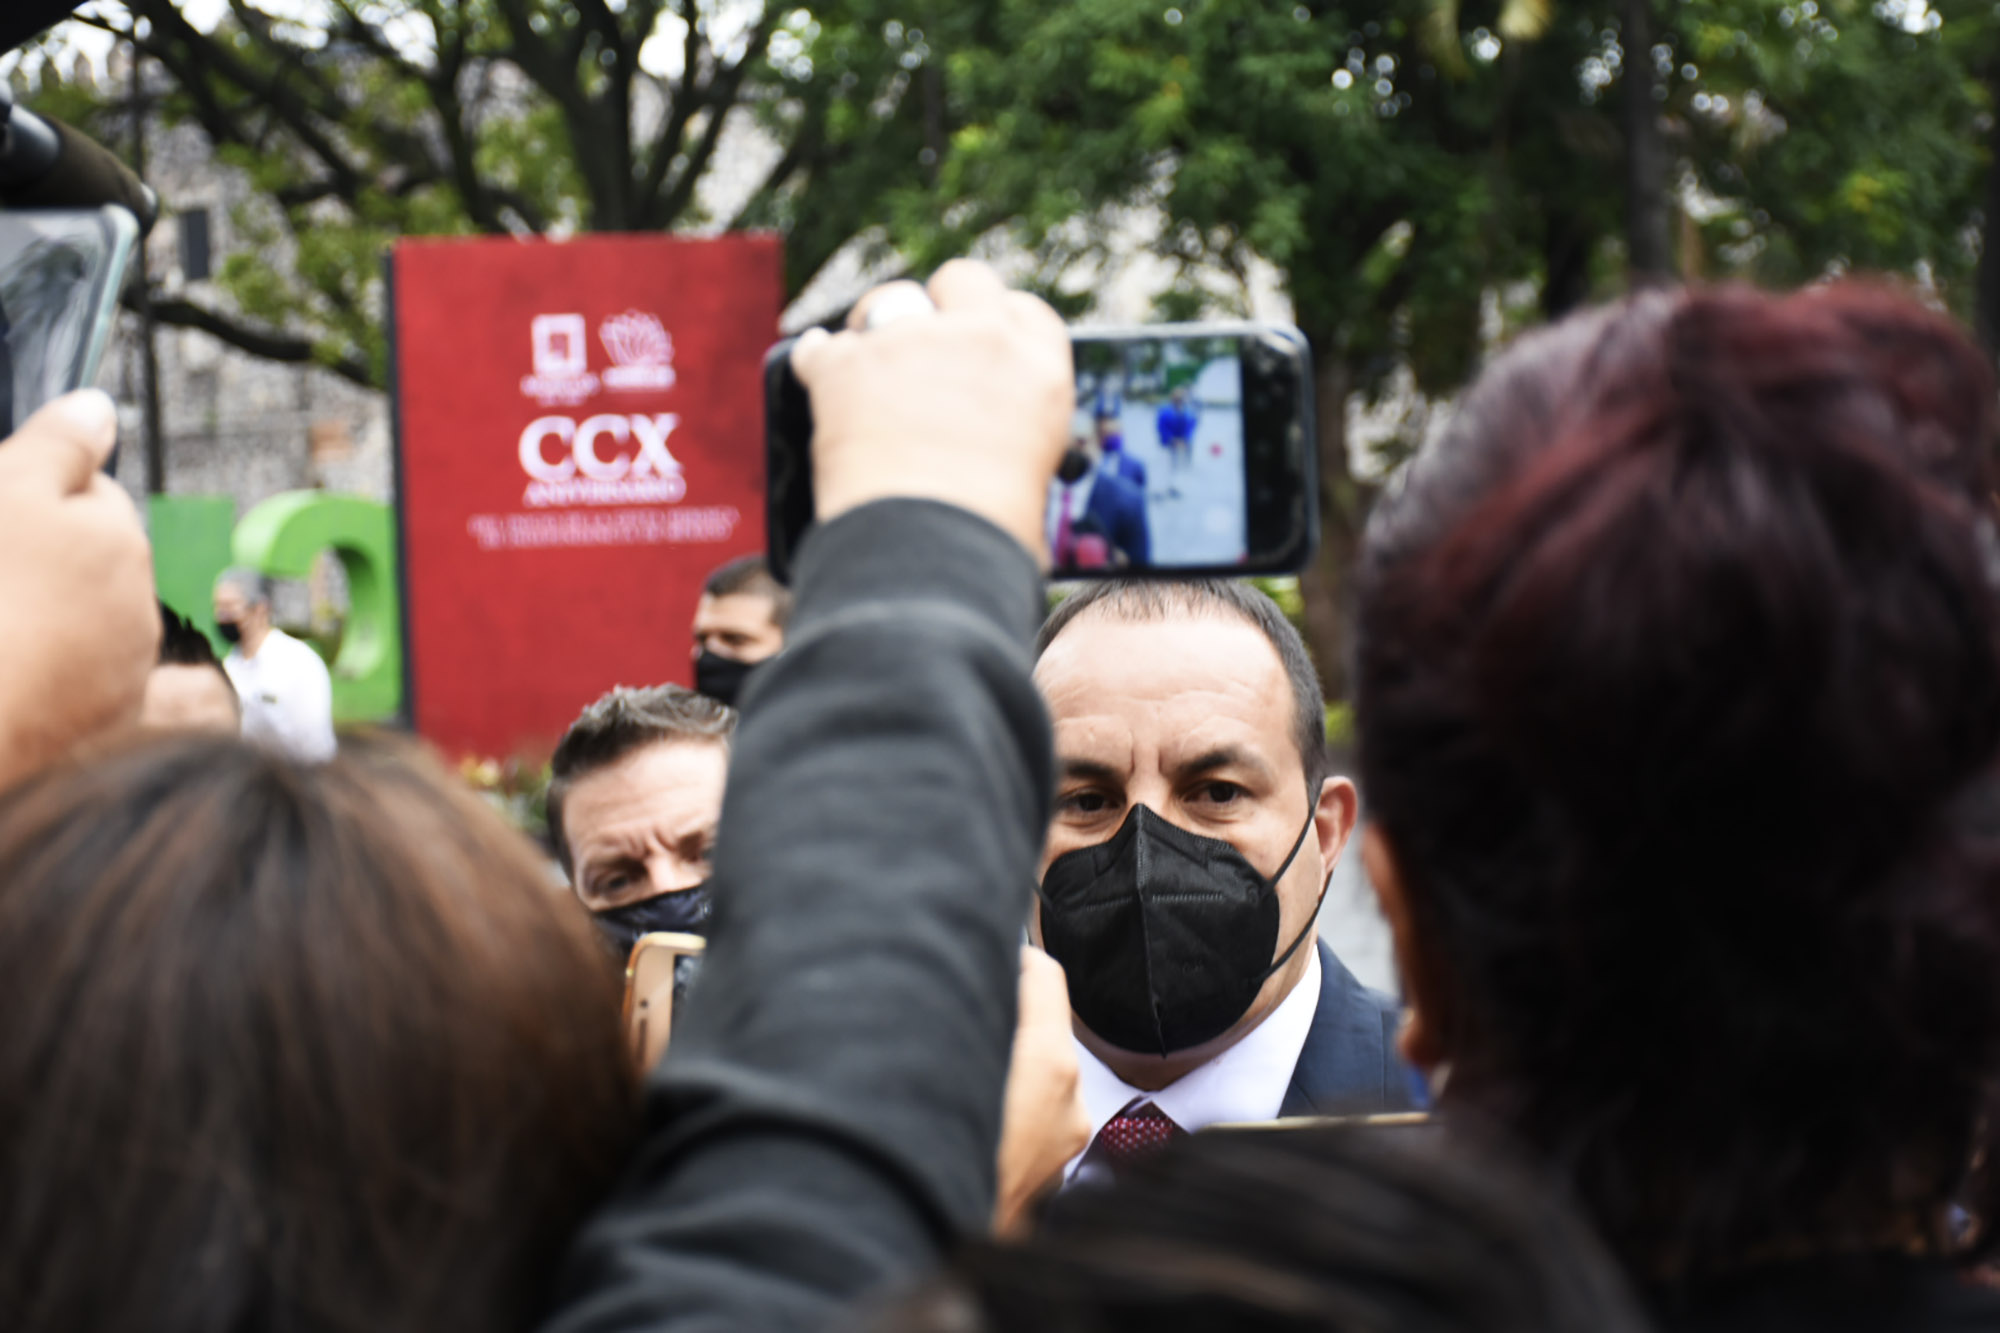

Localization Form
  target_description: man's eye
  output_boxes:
[1060,790,1112,815]
[1198,781,1245,804]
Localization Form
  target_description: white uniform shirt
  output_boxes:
[224,626,337,762]
[1066,944,1323,1186]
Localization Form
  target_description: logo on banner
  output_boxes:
[518,412,687,507]
[600,311,678,392]
[520,313,601,406]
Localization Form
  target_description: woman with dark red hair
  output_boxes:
[1354,283,2000,1329]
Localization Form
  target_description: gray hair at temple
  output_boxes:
[546,684,738,876]
[214,567,273,607]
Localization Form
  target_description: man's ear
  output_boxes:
[1362,824,1450,1073]
[1312,775,1359,876]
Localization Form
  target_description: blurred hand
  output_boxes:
[0,390,158,789]
[993,945,1091,1237]
[792,261,1074,562]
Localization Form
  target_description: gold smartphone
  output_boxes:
[622,931,707,1072]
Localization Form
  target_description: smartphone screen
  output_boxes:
[1055,334,1251,572]
[0,206,138,434]
[764,319,1315,582]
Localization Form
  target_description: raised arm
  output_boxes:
[541,263,1072,1332]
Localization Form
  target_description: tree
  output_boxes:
[904,0,1993,697]
[26,0,976,387]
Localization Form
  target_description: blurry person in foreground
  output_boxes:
[549,683,734,959]
[1354,283,2000,1328]
[876,1122,1648,1333]
[690,555,790,708]
[1032,581,1416,1181]
[140,603,239,734]
[0,732,637,1332]
[538,263,1078,1329]
[212,567,336,762]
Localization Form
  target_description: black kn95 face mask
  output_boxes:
[1036,803,1327,1058]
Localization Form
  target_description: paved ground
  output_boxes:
[1110,392,1247,567]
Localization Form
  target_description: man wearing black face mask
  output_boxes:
[548,683,735,961]
[1032,580,1419,1180]
[690,556,790,708]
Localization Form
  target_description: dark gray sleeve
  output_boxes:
[540,499,1053,1333]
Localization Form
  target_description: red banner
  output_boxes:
[391,233,780,758]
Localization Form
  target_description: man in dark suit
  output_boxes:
[1050,435,1152,570]
[1030,579,1419,1179]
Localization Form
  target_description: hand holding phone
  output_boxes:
[786,263,1074,563]
[767,319,1317,581]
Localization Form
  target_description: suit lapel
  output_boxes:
[1279,941,1410,1118]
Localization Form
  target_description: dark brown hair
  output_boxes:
[874,1124,1648,1332]
[702,554,793,627]
[1354,283,2000,1278]
[0,731,638,1332]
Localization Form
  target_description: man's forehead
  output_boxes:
[568,740,725,825]
[1036,610,1296,759]
[695,591,777,627]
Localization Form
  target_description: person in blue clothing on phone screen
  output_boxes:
[1156,385,1198,473]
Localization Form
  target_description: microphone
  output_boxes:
[0,86,158,232]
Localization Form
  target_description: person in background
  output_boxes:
[140,603,238,734]
[690,555,790,708]
[1031,580,1417,1181]
[1353,283,2000,1329]
[549,681,1090,1225]
[1048,428,1150,572]
[0,732,637,1333]
[1155,385,1197,473]
[548,683,734,960]
[1094,412,1147,492]
[212,567,336,762]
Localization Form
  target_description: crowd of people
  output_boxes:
[2,256,2000,1333]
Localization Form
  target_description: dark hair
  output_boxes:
[702,554,793,628]
[873,1124,1648,1332]
[0,731,637,1332]
[157,601,232,684]
[1354,283,2000,1277]
[548,683,737,875]
[1038,580,1330,790]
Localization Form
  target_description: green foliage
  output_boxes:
[897,0,1997,697]
[24,0,983,387]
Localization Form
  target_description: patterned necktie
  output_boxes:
[1089,1101,1186,1169]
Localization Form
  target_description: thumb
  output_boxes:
[0,390,118,496]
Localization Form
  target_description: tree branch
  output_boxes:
[136,292,376,389]
[650,3,780,226]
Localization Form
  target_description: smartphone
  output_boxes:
[622,930,707,1072]
[0,205,139,435]
[763,321,1318,582]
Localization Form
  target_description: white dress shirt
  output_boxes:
[1066,944,1322,1184]
[224,626,337,763]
